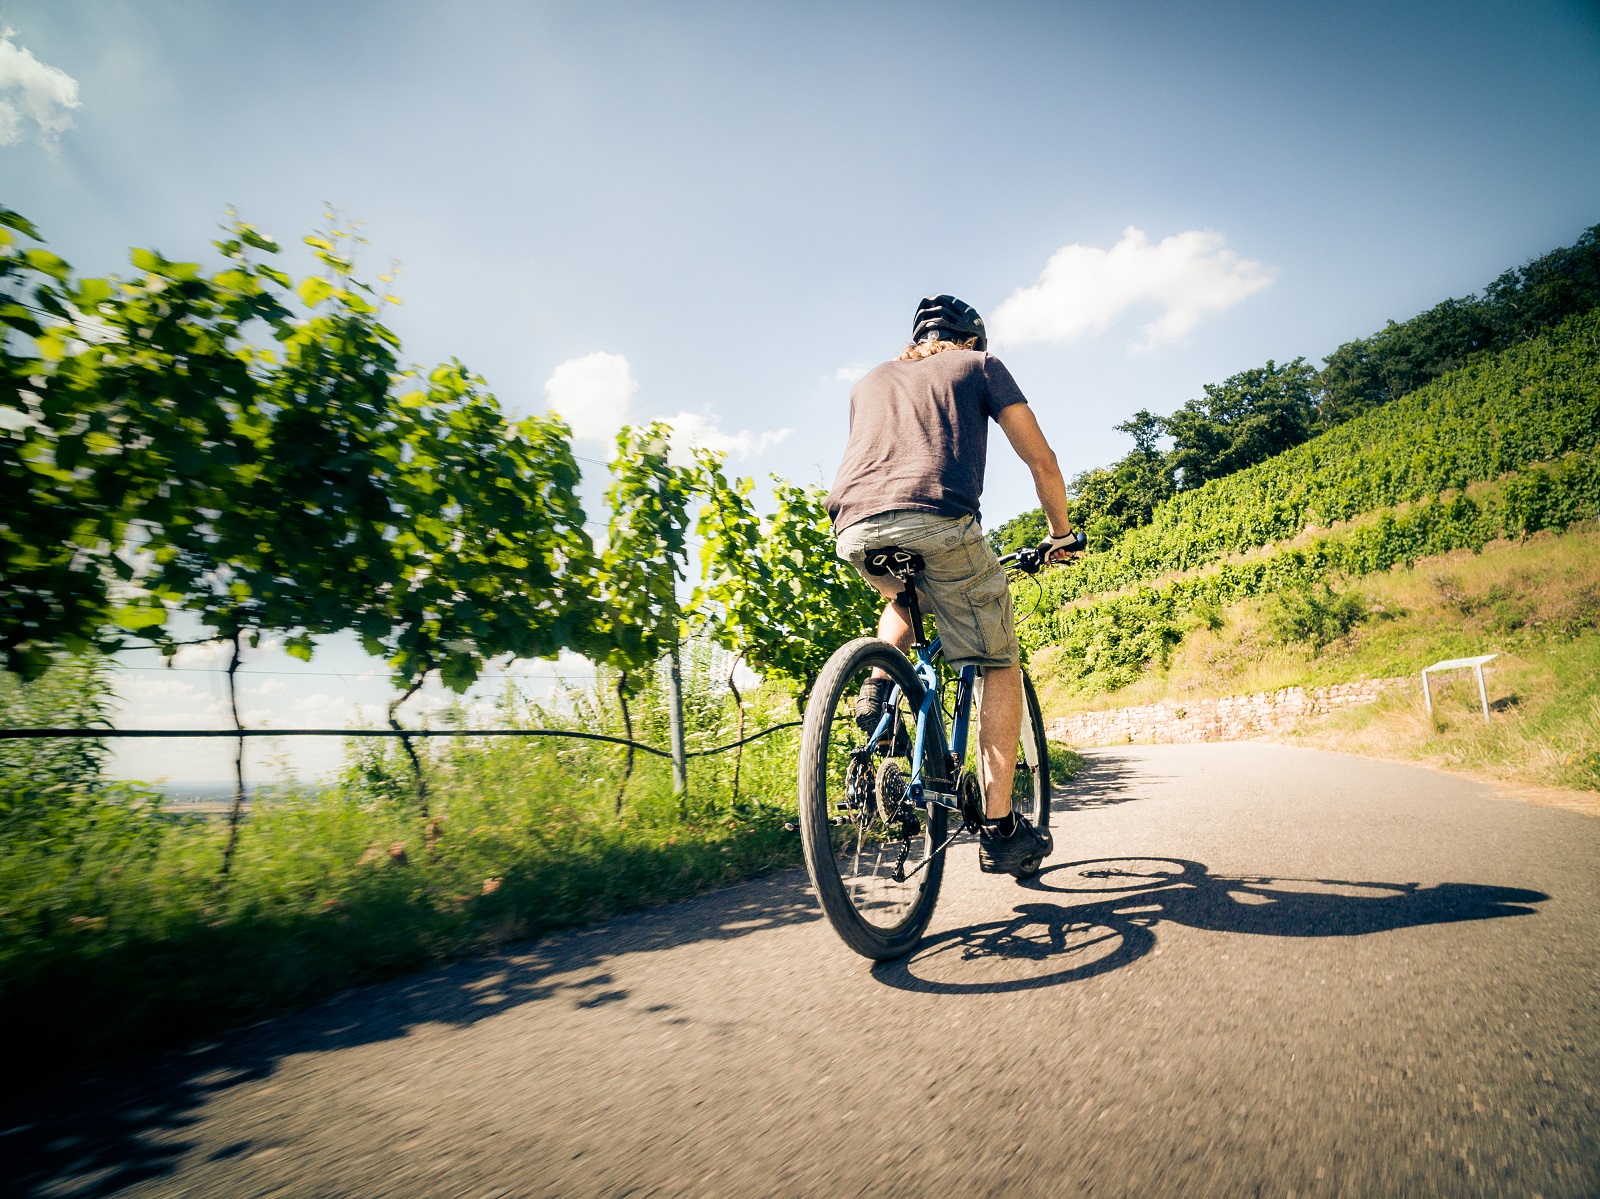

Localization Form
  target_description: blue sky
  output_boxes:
[6,0,1599,781]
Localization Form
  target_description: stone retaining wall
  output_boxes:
[1046,677,1413,747]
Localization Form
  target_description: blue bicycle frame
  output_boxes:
[864,636,975,814]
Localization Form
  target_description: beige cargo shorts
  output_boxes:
[836,509,1019,671]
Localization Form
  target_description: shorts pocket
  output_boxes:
[964,566,1014,661]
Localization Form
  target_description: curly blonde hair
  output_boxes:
[897,336,980,361]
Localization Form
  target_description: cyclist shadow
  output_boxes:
[872,857,1548,995]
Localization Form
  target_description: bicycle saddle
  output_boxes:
[862,546,925,579]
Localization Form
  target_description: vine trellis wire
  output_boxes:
[0,720,803,759]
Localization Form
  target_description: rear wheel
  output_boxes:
[798,637,949,960]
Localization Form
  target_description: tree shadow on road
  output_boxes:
[872,857,1548,995]
[1053,751,1167,811]
[0,869,818,1199]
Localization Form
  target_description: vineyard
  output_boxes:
[0,208,885,828]
[0,208,895,1077]
[1018,308,1600,693]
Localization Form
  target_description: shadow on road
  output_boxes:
[1053,751,1166,812]
[0,870,818,1199]
[873,857,1548,995]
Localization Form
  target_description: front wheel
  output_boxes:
[798,637,949,960]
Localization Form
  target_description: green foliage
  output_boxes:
[988,506,1048,555]
[695,455,881,698]
[1265,582,1370,650]
[130,221,404,661]
[1031,448,1600,694]
[382,365,594,691]
[0,655,165,879]
[2,208,596,704]
[592,423,701,685]
[1046,740,1083,786]
[993,407,1180,556]
[0,655,111,819]
[1027,309,1600,630]
[1165,358,1318,488]
[1,208,279,673]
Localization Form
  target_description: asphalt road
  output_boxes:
[5,744,1598,1199]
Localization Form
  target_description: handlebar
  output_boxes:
[998,530,1087,575]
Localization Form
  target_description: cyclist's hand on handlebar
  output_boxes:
[1000,531,1086,575]
[1037,530,1087,564]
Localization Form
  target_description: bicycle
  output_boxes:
[797,532,1085,960]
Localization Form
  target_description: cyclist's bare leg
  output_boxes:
[977,663,1022,819]
[868,593,913,681]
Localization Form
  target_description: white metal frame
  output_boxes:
[1421,654,1498,723]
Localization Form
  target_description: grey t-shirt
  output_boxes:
[825,349,1028,532]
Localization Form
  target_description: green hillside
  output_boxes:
[1020,309,1600,694]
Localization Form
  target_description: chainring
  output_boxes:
[956,768,984,829]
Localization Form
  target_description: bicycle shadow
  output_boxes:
[872,857,1548,995]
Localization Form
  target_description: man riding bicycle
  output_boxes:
[825,294,1078,877]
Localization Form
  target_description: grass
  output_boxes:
[1033,523,1600,795]
[0,652,809,1086]
[0,643,1091,1087]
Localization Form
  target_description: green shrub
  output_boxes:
[1266,583,1369,649]
[1047,740,1083,786]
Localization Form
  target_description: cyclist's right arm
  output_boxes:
[995,403,1073,554]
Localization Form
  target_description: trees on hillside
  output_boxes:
[1164,358,1317,488]
[1317,224,1600,421]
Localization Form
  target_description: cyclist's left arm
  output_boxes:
[995,404,1073,559]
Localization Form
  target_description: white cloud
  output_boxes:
[286,693,387,729]
[0,29,80,147]
[831,363,871,385]
[170,636,283,668]
[989,226,1275,350]
[243,677,286,696]
[657,411,790,467]
[542,351,787,463]
[116,675,211,704]
[543,350,638,444]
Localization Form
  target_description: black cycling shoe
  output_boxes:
[855,677,890,733]
[978,815,1052,878]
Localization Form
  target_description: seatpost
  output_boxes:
[896,576,929,649]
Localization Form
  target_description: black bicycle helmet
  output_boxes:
[911,294,987,352]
